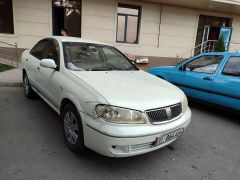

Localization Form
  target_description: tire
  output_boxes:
[61,103,85,153]
[23,72,37,98]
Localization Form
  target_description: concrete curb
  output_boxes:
[0,82,23,87]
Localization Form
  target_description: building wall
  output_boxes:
[81,0,199,57]
[0,0,51,48]
[0,0,240,58]
[229,15,240,52]
[158,6,198,57]
[81,0,116,44]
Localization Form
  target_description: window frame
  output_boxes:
[0,0,14,34]
[183,55,224,74]
[116,3,141,44]
[222,56,240,77]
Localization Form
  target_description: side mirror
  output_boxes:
[179,65,186,71]
[40,59,57,69]
[131,60,136,65]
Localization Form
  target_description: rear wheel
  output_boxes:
[23,72,36,98]
[61,103,85,153]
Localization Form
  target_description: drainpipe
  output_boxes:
[157,4,163,48]
[15,43,18,67]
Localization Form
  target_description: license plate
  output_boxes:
[154,129,184,146]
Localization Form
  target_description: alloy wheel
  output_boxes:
[64,111,79,144]
[24,75,30,95]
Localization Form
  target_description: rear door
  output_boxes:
[179,54,224,102]
[210,55,240,111]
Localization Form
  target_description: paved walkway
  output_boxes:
[0,68,22,87]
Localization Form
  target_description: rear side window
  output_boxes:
[185,55,223,74]
[222,57,240,76]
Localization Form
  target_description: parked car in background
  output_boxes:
[149,52,240,112]
[21,36,191,157]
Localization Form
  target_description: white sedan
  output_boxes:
[22,36,191,157]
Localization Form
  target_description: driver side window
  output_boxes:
[185,55,223,74]
[30,39,60,67]
[43,40,60,67]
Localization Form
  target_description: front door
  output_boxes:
[180,54,224,102]
[36,39,61,107]
[28,40,48,89]
[219,27,232,51]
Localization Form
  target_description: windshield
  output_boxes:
[63,42,137,71]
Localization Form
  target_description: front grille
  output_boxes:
[146,103,182,124]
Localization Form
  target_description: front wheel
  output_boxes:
[23,72,36,98]
[61,104,85,153]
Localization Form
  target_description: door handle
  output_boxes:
[203,77,212,81]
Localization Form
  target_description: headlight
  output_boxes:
[95,105,147,124]
[182,95,188,112]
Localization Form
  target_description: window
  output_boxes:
[52,0,81,37]
[30,40,59,66]
[116,4,140,44]
[30,41,48,60]
[185,55,223,74]
[222,57,240,76]
[0,0,14,34]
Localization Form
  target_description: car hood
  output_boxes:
[70,70,185,111]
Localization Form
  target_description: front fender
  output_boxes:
[60,92,83,112]
[59,92,106,119]
[148,69,170,81]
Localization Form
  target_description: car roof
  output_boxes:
[51,36,110,46]
[201,52,240,56]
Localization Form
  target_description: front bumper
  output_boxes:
[81,108,191,157]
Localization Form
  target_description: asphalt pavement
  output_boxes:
[0,87,240,180]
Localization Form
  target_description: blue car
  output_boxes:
[148,52,240,112]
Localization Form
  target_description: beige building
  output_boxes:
[1,0,240,66]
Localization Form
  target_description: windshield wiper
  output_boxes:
[126,66,138,70]
[90,67,114,71]
[90,66,138,71]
